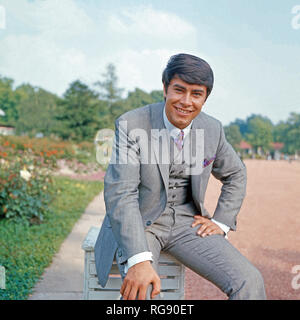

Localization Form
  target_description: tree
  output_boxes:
[273,113,300,154]
[150,90,164,103]
[230,118,248,136]
[55,80,101,141]
[0,76,19,125]
[94,64,123,114]
[15,84,59,137]
[245,115,273,153]
[111,88,164,120]
[224,124,243,148]
[285,113,300,154]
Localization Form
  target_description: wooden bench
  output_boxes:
[82,226,185,300]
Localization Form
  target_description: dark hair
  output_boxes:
[162,53,214,99]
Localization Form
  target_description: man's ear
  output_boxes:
[163,84,167,99]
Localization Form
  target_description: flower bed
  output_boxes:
[0,176,103,300]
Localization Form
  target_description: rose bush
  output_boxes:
[0,150,53,225]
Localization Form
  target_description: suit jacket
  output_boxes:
[94,102,247,287]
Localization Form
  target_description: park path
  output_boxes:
[28,192,105,300]
[28,160,300,300]
[185,160,300,300]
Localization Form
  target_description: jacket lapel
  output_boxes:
[150,102,170,191]
[190,114,206,208]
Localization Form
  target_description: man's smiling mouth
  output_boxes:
[174,106,193,114]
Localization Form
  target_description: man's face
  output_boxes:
[164,77,207,129]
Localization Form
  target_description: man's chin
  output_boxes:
[174,119,191,129]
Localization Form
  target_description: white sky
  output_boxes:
[0,0,300,125]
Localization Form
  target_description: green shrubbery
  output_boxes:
[0,149,54,225]
[0,176,103,300]
[0,134,104,300]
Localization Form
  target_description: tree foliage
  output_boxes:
[15,84,59,137]
[55,80,101,141]
[0,76,19,125]
[224,124,242,148]
[1,66,299,153]
[245,115,273,152]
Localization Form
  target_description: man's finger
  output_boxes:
[120,278,127,296]
[193,215,205,221]
[191,219,203,228]
[151,279,161,299]
[192,215,208,227]
[197,223,208,234]
[121,281,131,300]
[128,284,139,300]
[201,226,215,237]
[137,285,147,300]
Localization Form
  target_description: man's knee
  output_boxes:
[228,265,266,300]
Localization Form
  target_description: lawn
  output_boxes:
[0,176,103,300]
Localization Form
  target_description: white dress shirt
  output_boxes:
[124,106,230,273]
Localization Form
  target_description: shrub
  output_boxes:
[0,176,103,300]
[0,152,53,225]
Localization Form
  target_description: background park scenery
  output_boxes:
[1,66,300,300]
[1,0,300,300]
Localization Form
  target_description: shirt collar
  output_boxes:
[163,105,193,139]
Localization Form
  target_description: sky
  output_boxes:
[0,0,300,125]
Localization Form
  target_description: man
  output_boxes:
[94,53,266,300]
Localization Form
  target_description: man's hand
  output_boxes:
[191,215,224,237]
[120,261,161,300]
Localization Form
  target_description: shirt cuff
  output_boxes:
[211,219,230,239]
[124,251,153,274]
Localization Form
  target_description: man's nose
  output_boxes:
[180,93,192,106]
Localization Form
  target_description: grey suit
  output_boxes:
[94,102,266,299]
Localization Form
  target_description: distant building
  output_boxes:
[0,124,15,136]
[270,142,284,151]
[270,142,284,160]
[0,108,15,135]
[239,140,253,155]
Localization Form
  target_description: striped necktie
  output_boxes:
[174,130,184,151]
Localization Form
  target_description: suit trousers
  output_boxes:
[121,201,266,300]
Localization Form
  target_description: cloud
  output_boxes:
[0,0,97,95]
[103,5,200,93]
[0,2,202,98]
[2,0,95,39]
[107,5,197,52]
[108,5,195,40]
[0,33,93,95]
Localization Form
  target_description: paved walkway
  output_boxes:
[28,192,106,300]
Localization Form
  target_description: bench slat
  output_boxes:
[88,290,121,300]
[89,263,183,277]
[88,276,179,290]
[88,290,183,300]
[89,277,122,289]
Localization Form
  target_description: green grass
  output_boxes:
[0,176,103,300]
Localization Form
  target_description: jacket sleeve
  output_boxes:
[211,121,247,231]
[103,118,149,264]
